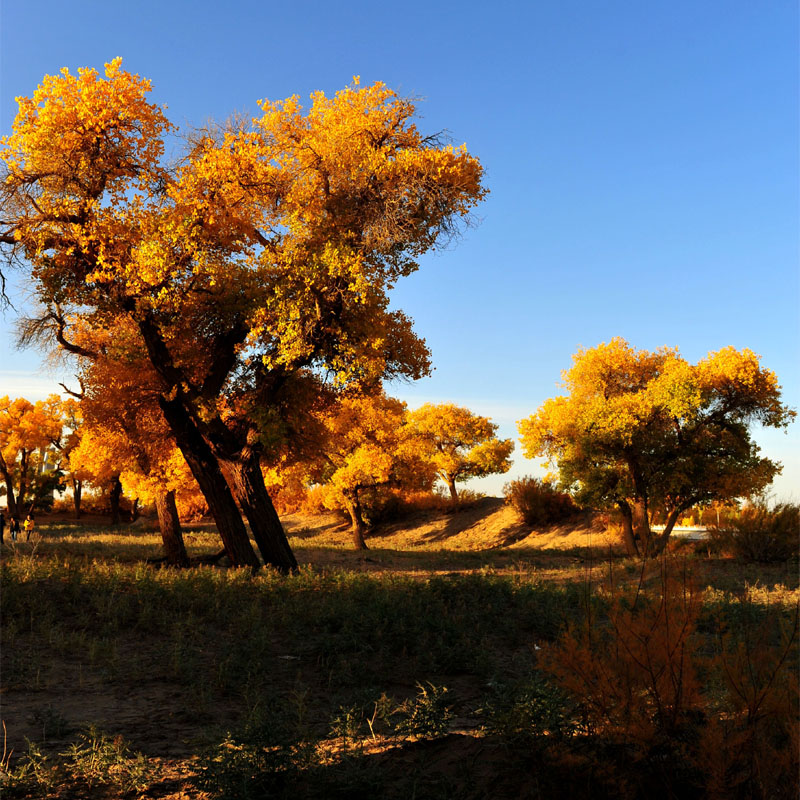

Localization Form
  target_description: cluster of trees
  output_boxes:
[306,396,513,548]
[0,60,488,570]
[0,394,81,517]
[0,386,513,556]
[1,64,792,565]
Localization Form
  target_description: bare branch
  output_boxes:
[59,382,84,399]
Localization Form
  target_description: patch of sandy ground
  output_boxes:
[283,497,619,556]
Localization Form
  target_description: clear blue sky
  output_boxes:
[1,0,797,498]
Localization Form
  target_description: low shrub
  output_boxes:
[49,492,138,520]
[1,727,153,797]
[708,502,799,562]
[539,559,799,799]
[446,486,486,507]
[504,477,577,527]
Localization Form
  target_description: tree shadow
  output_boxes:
[363,497,514,546]
[282,512,347,540]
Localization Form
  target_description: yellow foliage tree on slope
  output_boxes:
[518,338,794,556]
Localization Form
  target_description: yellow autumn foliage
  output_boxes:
[518,338,794,554]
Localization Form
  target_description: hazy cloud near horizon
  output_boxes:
[0,370,72,401]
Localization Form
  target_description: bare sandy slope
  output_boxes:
[282,497,620,556]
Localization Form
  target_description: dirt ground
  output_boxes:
[282,497,619,556]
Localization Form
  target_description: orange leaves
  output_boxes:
[541,561,705,743]
[247,78,486,276]
[314,391,410,512]
[521,339,790,464]
[697,347,790,426]
[2,59,173,308]
[0,394,64,465]
[4,58,169,206]
[0,394,77,511]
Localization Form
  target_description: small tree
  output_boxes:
[65,322,199,564]
[405,403,513,504]
[68,431,125,523]
[0,394,67,514]
[316,392,431,549]
[53,398,89,519]
[518,338,794,556]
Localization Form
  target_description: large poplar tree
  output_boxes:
[0,60,486,569]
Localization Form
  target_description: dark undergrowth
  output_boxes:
[1,534,797,799]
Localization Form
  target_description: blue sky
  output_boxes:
[1,0,797,498]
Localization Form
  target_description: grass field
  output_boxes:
[1,507,798,799]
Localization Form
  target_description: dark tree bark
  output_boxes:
[616,501,640,557]
[72,477,82,519]
[0,453,18,518]
[158,395,260,569]
[109,475,123,525]
[137,314,262,569]
[631,496,652,555]
[344,494,368,550]
[224,452,297,573]
[154,489,189,566]
[136,311,300,572]
[652,503,694,556]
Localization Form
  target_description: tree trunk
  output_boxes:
[345,494,369,550]
[616,501,640,557]
[16,449,29,512]
[446,475,459,505]
[632,497,653,556]
[652,506,684,556]
[131,497,140,522]
[72,478,82,519]
[157,395,260,569]
[224,454,298,573]
[155,490,189,567]
[0,460,17,518]
[109,475,123,525]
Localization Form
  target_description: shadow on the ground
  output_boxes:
[292,544,621,576]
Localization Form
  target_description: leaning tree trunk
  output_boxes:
[154,490,189,567]
[652,506,684,556]
[72,478,82,519]
[224,453,297,573]
[109,475,123,525]
[1,466,17,517]
[345,494,369,550]
[158,396,260,569]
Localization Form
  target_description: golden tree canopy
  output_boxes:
[518,338,794,551]
[405,403,513,501]
[1,61,486,391]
